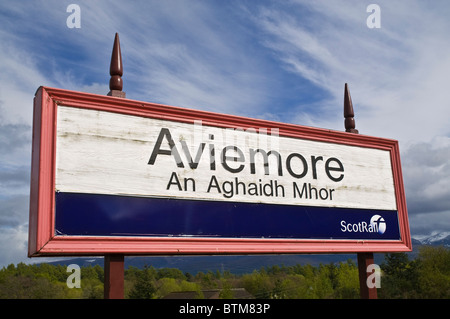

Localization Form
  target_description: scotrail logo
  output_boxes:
[340,214,386,234]
[370,214,386,234]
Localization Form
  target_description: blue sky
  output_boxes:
[0,0,449,267]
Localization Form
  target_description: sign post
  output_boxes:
[344,83,377,299]
[104,33,125,299]
[358,252,377,299]
[104,254,124,299]
[28,34,411,299]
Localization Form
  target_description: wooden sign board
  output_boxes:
[28,87,411,256]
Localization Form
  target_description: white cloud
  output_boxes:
[0,223,29,267]
[0,44,53,124]
[402,137,450,215]
[409,211,450,236]
[253,0,450,144]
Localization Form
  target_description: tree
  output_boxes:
[0,275,68,299]
[129,266,156,299]
[301,263,335,299]
[272,274,309,299]
[380,252,419,298]
[156,267,186,280]
[417,246,450,298]
[240,269,274,299]
[219,279,234,299]
[195,271,218,289]
[333,261,358,299]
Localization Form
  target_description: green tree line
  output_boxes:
[0,246,448,299]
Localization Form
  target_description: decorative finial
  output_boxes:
[108,33,126,98]
[344,83,358,133]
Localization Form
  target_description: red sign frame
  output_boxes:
[28,87,411,257]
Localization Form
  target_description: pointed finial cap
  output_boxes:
[344,83,358,133]
[108,33,126,98]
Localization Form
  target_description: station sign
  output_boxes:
[28,87,411,256]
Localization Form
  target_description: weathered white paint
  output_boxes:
[55,106,397,210]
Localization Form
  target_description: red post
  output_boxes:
[104,255,125,299]
[357,252,378,299]
[104,33,126,299]
[344,83,377,299]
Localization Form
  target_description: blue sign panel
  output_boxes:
[55,192,400,240]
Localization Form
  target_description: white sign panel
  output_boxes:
[56,106,396,211]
